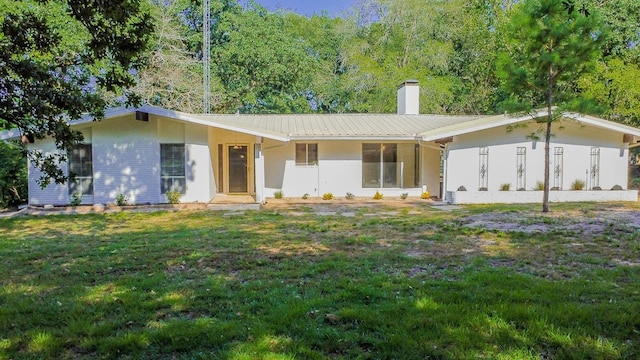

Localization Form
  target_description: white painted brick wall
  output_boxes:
[91,115,161,205]
[27,138,69,205]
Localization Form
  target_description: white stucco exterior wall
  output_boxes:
[444,119,633,203]
[421,146,442,198]
[183,123,214,203]
[263,140,429,198]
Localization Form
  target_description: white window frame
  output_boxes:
[160,144,186,194]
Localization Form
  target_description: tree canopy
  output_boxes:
[0,0,153,186]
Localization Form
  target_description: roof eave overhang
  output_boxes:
[288,135,420,141]
[141,106,290,142]
[419,111,546,142]
[563,113,640,137]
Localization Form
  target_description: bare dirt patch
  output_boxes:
[461,208,640,234]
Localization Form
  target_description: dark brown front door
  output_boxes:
[228,145,248,193]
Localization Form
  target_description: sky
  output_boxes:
[251,0,355,17]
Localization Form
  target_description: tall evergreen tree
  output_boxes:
[498,0,604,212]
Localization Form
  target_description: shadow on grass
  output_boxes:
[0,209,639,359]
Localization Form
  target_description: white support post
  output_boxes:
[254,140,265,204]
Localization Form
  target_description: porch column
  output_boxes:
[442,144,449,203]
[254,138,265,204]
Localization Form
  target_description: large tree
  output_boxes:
[0,0,153,187]
[497,0,604,212]
[133,0,209,113]
[340,0,505,114]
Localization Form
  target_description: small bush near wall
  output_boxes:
[345,192,355,200]
[457,186,467,191]
[115,193,128,206]
[373,191,384,200]
[611,185,623,190]
[533,181,545,191]
[69,192,82,207]
[571,179,585,190]
[166,191,181,204]
[302,193,309,200]
[322,193,334,200]
[421,191,430,199]
[500,183,511,191]
[274,190,283,199]
[400,192,408,200]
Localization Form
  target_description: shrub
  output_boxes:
[302,193,309,200]
[345,192,355,200]
[611,185,623,190]
[373,191,383,200]
[0,141,28,208]
[571,179,585,190]
[322,192,334,200]
[115,193,128,206]
[533,181,545,191]
[400,192,408,200]
[274,189,283,199]
[166,191,181,204]
[500,183,511,191]
[457,186,466,191]
[420,191,430,200]
[69,192,82,207]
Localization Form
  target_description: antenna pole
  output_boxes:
[203,0,211,114]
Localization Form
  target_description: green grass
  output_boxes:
[1,204,639,359]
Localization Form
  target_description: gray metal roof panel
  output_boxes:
[191,114,484,138]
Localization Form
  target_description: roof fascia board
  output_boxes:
[288,135,420,141]
[420,111,546,142]
[0,106,141,141]
[0,105,290,143]
[563,113,640,137]
[141,106,289,142]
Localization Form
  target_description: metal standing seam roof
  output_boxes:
[190,113,485,139]
[2,105,639,142]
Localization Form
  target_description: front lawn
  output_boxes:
[1,203,639,359]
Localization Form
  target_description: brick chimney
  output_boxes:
[397,80,419,115]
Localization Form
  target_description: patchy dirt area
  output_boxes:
[3,198,639,239]
[461,207,640,234]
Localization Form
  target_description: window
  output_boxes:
[362,143,398,188]
[479,147,489,190]
[553,147,564,190]
[295,143,318,166]
[516,147,526,190]
[161,144,185,194]
[69,144,93,195]
[590,147,600,189]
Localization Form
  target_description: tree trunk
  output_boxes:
[543,65,554,213]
